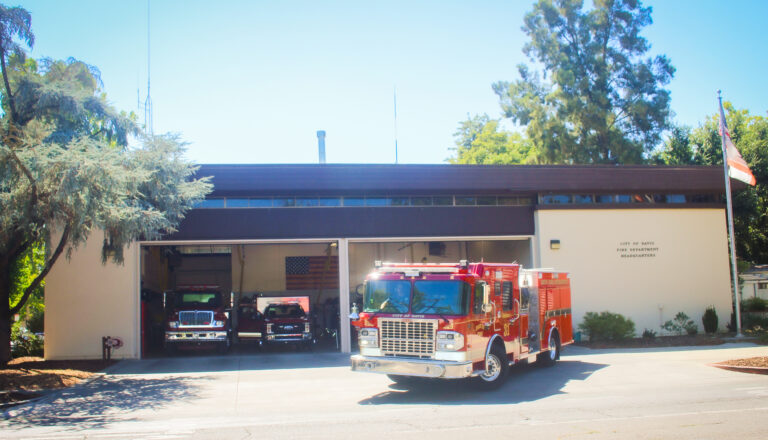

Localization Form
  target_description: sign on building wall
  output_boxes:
[616,241,659,259]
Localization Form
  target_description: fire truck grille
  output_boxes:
[379,318,437,357]
[179,311,214,327]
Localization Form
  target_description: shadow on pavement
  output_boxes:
[358,360,606,405]
[2,375,205,431]
[108,351,350,375]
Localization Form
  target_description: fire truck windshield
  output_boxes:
[176,292,221,307]
[363,280,470,315]
[412,281,470,315]
[364,280,411,313]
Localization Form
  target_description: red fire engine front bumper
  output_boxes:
[350,355,474,379]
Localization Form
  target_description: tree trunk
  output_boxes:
[0,48,18,123]
[0,263,12,364]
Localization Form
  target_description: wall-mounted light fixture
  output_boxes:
[550,239,561,250]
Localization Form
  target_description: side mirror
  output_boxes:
[481,284,492,313]
[355,283,365,296]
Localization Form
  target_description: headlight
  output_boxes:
[436,331,465,351]
[266,323,273,334]
[169,321,179,329]
[213,320,225,327]
[358,328,378,348]
[304,322,311,333]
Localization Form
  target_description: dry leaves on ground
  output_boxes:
[1,357,114,392]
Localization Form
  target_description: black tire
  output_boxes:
[537,330,560,367]
[474,344,509,390]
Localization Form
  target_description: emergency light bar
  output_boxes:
[374,261,469,275]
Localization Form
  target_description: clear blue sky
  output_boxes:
[13,0,768,164]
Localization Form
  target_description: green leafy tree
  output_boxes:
[655,103,768,263]
[10,240,44,329]
[450,114,538,164]
[492,0,674,164]
[650,125,695,166]
[0,5,212,362]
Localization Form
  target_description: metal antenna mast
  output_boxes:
[394,86,398,164]
[143,0,153,135]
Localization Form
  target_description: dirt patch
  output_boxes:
[574,334,726,349]
[1,357,115,393]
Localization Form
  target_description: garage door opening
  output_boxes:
[140,242,342,358]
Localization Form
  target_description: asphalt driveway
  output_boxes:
[2,343,767,439]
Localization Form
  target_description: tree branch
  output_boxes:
[9,225,70,316]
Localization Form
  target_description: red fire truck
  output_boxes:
[350,261,573,389]
[164,285,232,354]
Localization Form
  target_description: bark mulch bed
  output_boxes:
[1,356,115,407]
[711,356,768,375]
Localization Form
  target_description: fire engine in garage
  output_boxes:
[350,261,573,389]
[164,285,232,353]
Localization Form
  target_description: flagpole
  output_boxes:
[718,90,743,337]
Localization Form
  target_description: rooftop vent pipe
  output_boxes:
[316,130,326,164]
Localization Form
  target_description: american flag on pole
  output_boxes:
[285,256,339,290]
[719,102,756,186]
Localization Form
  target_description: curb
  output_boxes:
[710,363,768,375]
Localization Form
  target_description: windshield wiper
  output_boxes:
[419,300,449,324]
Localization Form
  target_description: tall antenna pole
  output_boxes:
[394,86,398,164]
[143,0,153,135]
[718,90,743,337]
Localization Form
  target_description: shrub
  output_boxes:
[11,326,43,358]
[26,309,44,334]
[578,311,636,341]
[702,306,719,334]
[662,312,698,336]
[742,297,768,312]
[642,328,656,339]
[743,313,768,331]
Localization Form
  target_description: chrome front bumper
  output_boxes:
[350,355,474,379]
[265,332,313,343]
[165,331,228,342]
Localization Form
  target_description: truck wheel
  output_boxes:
[537,330,560,367]
[475,345,508,390]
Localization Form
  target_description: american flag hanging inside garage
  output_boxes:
[285,256,339,290]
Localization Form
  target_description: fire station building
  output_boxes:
[44,164,735,359]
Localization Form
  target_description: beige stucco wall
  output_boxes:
[45,239,139,360]
[535,208,732,336]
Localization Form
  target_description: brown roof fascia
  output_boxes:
[195,164,736,197]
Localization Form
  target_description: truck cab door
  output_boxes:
[500,280,521,361]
